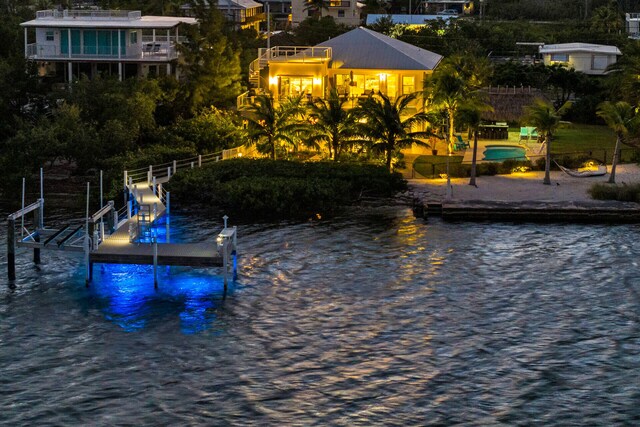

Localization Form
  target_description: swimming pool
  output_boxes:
[482,144,527,161]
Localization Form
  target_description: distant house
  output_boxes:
[626,13,640,39]
[365,14,456,26]
[418,0,473,15]
[181,0,265,31]
[538,43,621,76]
[290,0,362,28]
[240,27,442,107]
[20,9,197,81]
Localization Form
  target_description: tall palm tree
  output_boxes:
[457,97,493,187]
[308,88,359,160]
[524,99,569,185]
[242,94,307,160]
[355,92,432,171]
[597,101,637,184]
[426,55,491,154]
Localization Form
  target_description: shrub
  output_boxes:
[589,183,640,203]
[168,159,407,220]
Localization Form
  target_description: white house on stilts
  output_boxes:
[20,10,197,82]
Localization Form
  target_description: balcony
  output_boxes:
[326,1,351,7]
[261,46,332,62]
[36,9,142,21]
[26,42,178,62]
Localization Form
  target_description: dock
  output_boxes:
[7,151,239,290]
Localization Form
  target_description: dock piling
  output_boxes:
[7,218,15,281]
[153,235,158,289]
[198,155,202,167]
[33,206,41,264]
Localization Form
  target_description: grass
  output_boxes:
[589,182,640,202]
[412,155,464,178]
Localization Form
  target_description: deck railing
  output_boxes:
[36,9,141,20]
[25,43,178,61]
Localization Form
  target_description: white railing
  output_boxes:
[627,13,640,20]
[265,46,332,61]
[36,9,141,21]
[25,43,178,61]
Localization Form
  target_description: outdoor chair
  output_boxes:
[519,127,529,142]
[456,135,470,149]
[529,127,539,142]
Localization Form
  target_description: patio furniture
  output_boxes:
[455,135,470,149]
[519,127,529,142]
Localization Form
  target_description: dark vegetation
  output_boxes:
[168,159,407,219]
[589,182,640,201]
[3,1,640,210]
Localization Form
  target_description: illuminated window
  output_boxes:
[402,76,415,94]
[280,76,314,98]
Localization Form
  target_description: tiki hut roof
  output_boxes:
[481,86,548,122]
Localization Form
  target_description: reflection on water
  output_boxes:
[1,206,640,425]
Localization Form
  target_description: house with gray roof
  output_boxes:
[240,27,443,106]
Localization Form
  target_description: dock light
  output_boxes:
[216,235,224,249]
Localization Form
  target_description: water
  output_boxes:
[2,205,640,425]
[483,145,528,162]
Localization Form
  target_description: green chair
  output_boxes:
[529,127,538,142]
[519,127,529,142]
[456,135,470,149]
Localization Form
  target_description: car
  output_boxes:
[437,9,458,15]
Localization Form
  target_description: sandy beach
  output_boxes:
[408,163,640,203]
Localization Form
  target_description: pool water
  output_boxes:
[483,144,528,161]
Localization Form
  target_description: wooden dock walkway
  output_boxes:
[8,154,238,288]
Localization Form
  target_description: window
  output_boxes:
[402,76,415,94]
[280,77,314,98]
[338,10,345,17]
[550,53,568,62]
[46,31,54,41]
[592,55,608,70]
[130,31,137,44]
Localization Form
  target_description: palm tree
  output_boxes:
[308,88,359,160]
[426,55,491,154]
[524,99,569,185]
[597,101,637,184]
[242,94,308,160]
[457,97,493,187]
[355,92,432,171]
[303,0,329,19]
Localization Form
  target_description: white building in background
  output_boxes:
[626,13,640,39]
[181,0,265,31]
[291,0,362,28]
[20,9,196,81]
[538,43,621,76]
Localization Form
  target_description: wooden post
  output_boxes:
[167,166,171,180]
[39,168,44,229]
[191,162,194,169]
[173,160,177,174]
[33,207,41,264]
[223,239,228,293]
[7,218,15,281]
[166,192,170,243]
[198,155,202,167]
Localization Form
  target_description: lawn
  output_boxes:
[413,155,465,178]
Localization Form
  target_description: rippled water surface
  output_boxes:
[1,205,640,425]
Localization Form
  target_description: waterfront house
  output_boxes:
[290,0,362,28]
[20,9,197,81]
[538,43,621,76]
[365,14,457,26]
[240,27,442,107]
